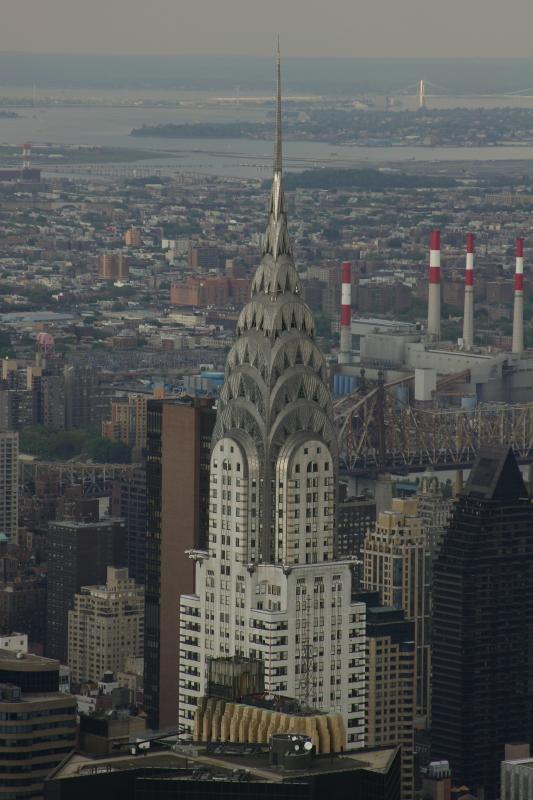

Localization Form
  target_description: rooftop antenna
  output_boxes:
[275,35,282,174]
[262,37,292,259]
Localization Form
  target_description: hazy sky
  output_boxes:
[1,0,532,59]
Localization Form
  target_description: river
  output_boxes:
[2,91,533,179]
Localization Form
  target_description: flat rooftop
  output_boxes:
[50,517,123,530]
[199,746,397,782]
[0,649,59,671]
[49,744,398,783]
[503,758,533,769]
[0,690,72,706]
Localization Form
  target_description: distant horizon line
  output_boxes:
[1,51,532,62]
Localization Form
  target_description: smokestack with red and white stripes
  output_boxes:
[339,260,352,364]
[427,230,441,340]
[512,237,525,356]
[462,233,474,350]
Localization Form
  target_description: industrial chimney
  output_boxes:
[427,230,441,341]
[462,233,474,350]
[512,237,525,356]
[21,142,32,174]
[339,261,352,364]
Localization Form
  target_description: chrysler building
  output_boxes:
[178,52,366,746]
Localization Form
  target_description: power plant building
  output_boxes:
[336,234,533,407]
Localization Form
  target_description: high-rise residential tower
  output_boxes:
[0,432,18,543]
[357,591,415,800]
[68,566,144,684]
[46,517,127,663]
[112,466,147,586]
[415,472,453,560]
[432,446,533,800]
[362,498,431,724]
[178,55,366,745]
[144,397,215,730]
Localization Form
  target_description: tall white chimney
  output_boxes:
[339,261,352,364]
[512,237,525,356]
[427,230,441,340]
[462,233,474,350]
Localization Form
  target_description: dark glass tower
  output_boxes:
[112,466,147,585]
[431,445,533,800]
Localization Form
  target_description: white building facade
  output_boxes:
[501,758,533,800]
[178,61,366,747]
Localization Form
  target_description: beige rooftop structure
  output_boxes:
[194,695,346,754]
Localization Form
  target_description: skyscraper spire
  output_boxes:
[262,40,291,258]
[275,36,282,174]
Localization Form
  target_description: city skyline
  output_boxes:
[1,15,533,798]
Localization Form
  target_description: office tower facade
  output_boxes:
[359,592,415,800]
[501,755,533,800]
[102,394,150,455]
[335,483,376,560]
[39,373,66,428]
[362,498,430,723]
[144,397,215,730]
[112,466,147,586]
[0,574,46,652]
[0,650,76,798]
[64,365,106,430]
[0,431,18,543]
[177,62,367,745]
[46,517,127,663]
[0,388,34,431]
[68,567,144,684]
[415,472,453,559]
[432,446,533,799]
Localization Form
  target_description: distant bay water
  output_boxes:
[0,53,532,94]
[1,52,533,179]
[2,102,533,180]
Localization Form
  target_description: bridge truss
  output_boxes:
[18,459,140,495]
[334,377,533,475]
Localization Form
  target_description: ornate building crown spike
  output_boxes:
[262,41,292,260]
[274,36,282,175]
